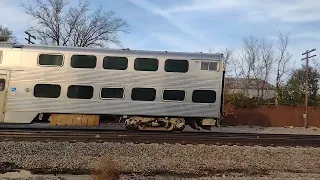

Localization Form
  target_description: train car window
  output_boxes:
[131,88,156,101]
[103,56,128,70]
[164,59,188,73]
[67,85,93,99]
[163,90,185,101]
[71,55,96,68]
[0,79,5,91]
[201,62,209,70]
[100,88,124,99]
[192,90,216,103]
[34,84,61,98]
[209,62,218,71]
[134,58,158,71]
[201,61,218,71]
[38,54,63,66]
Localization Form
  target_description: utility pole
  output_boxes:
[301,49,316,129]
[25,31,36,44]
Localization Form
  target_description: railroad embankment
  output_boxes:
[0,141,320,179]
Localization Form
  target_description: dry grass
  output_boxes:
[92,157,121,180]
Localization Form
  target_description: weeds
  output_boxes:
[92,157,120,180]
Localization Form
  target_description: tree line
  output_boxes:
[222,33,320,107]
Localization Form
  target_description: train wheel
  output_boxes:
[173,118,185,131]
[174,124,185,131]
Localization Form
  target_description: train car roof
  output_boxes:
[0,43,224,61]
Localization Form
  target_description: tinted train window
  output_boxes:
[101,88,124,99]
[67,85,93,99]
[192,90,216,103]
[201,62,209,70]
[0,78,5,91]
[38,54,63,66]
[209,62,218,70]
[164,59,188,73]
[163,90,185,101]
[71,55,96,68]
[131,88,156,101]
[134,58,158,71]
[34,84,61,98]
[103,56,128,70]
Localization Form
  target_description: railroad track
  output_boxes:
[0,128,319,147]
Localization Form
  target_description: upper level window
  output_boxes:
[103,56,128,70]
[131,88,156,101]
[67,85,93,99]
[71,55,96,68]
[134,58,158,71]
[192,90,216,103]
[34,84,61,98]
[164,59,188,73]
[38,54,63,66]
[201,61,218,71]
[163,90,185,101]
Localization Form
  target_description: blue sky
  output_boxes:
[1,0,319,73]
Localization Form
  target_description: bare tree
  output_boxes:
[0,25,16,42]
[225,32,293,101]
[312,58,320,71]
[222,48,234,72]
[312,57,320,96]
[232,36,274,99]
[258,39,274,98]
[233,36,261,96]
[21,0,129,47]
[274,32,293,105]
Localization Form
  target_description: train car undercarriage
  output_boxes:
[122,116,186,131]
[122,116,217,131]
[33,113,218,131]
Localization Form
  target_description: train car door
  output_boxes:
[0,74,7,122]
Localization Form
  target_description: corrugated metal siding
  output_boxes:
[4,45,224,118]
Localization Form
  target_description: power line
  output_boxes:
[301,48,316,129]
[25,31,36,44]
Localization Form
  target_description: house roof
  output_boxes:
[225,77,276,90]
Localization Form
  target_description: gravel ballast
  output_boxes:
[0,141,320,178]
[1,172,320,180]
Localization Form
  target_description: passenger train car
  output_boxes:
[0,43,225,131]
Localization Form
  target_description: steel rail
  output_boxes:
[0,125,319,138]
[0,128,319,139]
[0,129,319,147]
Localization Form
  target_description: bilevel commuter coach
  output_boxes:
[0,43,225,131]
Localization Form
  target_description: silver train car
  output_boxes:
[0,43,225,131]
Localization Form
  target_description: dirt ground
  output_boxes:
[1,170,320,180]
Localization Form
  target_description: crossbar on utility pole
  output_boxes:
[25,31,36,44]
[301,48,316,129]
